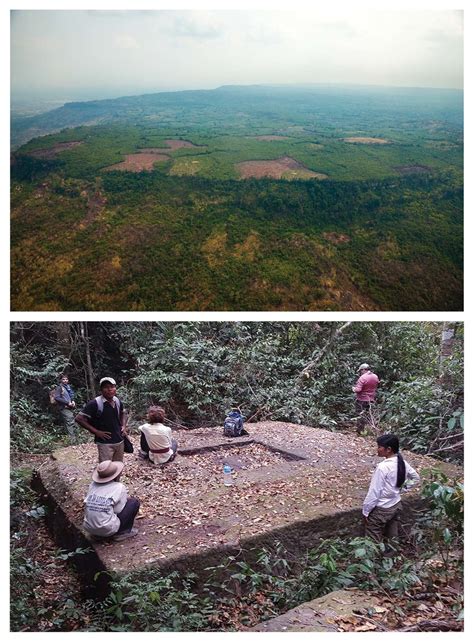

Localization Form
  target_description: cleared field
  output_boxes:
[103,152,170,172]
[236,156,328,180]
[343,137,390,144]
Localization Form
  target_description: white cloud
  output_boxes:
[115,34,140,49]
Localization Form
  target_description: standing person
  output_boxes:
[54,375,77,443]
[362,434,420,544]
[352,363,379,434]
[138,406,178,465]
[83,460,140,541]
[76,377,127,462]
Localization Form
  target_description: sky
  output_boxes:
[10,6,463,103]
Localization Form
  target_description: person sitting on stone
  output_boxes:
[138,405,178,465]
[83,460,140,542]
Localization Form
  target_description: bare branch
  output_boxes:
[298,321,353,379]
[429,440,464,454]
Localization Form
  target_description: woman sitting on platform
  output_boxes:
[138,405,178,465]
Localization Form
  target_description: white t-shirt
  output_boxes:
[83,480,128,537]
[362,455,420,517]
[139,422,173,464]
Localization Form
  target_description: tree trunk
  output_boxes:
[79,322,95,397]
[439,322,458,385]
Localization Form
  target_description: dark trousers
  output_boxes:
[365,502,402,542]
[140,433,178,461]
[355,400,371,434]
[117,497,140,533]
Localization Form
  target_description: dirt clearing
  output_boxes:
[343,137,390,144]
[103,152,170,172]
[236,156,328,180]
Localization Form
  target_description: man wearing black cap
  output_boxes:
[76,377,128,462]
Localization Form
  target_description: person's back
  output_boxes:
[83,460,140,541]
[139,405,178,465]
[140,422,173,464]
[83,479,127,537]
[355,371,379,402]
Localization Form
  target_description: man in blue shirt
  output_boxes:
[54,375,77,443]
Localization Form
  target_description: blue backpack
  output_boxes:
[223,409,245,437]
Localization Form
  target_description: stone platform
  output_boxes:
[33,422,460,592]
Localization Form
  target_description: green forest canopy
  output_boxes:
[11,85,463,311]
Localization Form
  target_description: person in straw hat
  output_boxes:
[83,460,140,541]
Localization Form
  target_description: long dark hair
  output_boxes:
[377,434,406,488]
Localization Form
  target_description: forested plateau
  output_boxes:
[11,85,463,311]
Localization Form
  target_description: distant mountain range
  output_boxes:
[11,83,463,150]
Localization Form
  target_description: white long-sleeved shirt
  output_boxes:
[362,455,420,517]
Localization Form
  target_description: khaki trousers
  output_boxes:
[97,441,124,463]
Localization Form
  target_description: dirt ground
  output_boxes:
[103,139,204,172]
[236,156,328,180]
[103,152,170,172]
[343,137,390,144]
[39,422,459,574]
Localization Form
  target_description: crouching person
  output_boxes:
[138,405,178,465]
[83,460,140,542]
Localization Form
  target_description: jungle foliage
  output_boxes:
[10,321,463,461]
[11,85,463,311]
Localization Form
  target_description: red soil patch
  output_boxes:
[236,156,327,180]
[103,140,205,172]
[103,153,170,172]
[27,141,83,159]
[343,137,390,145]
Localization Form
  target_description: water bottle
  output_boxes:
[223,464,234,486]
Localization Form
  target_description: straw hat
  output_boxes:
[92,460,124,483]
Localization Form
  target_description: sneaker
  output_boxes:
[113,528,138,542]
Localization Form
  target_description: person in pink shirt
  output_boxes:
[352,363,379,434]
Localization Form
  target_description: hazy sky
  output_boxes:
[10,8,463,101]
